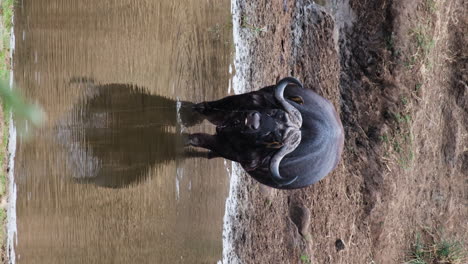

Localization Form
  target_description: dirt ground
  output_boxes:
[230,0,467,263]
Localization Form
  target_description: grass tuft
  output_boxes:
[300,254,311,264]
[381,98,414,169]
[1,0,15,30]
[435,240,466,264]
[241,16,267,33]
[406,232,467,264]
[1,0,15,80]
[406,25,435,69]
[425,0,437,13]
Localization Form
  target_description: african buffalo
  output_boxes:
[186,77,344,189]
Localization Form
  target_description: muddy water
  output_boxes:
[12,0,232,263]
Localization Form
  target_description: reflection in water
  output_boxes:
[59,80,206,188]
[12,0,232,263]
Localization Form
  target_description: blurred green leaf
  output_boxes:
[0,80,45,127]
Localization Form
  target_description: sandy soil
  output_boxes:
[229,0,467,263]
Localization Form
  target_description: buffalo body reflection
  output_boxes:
[59,80,204,188]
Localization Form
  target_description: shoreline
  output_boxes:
[5,16,16,264]
[220,1,250,262]
[0,1,15,263]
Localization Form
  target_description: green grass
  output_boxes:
[0,90,8,262]
[401,96,409,106]
[241,16,267,33]
[404,1,435,70]
[392,112,412,124]
[385,31,402,58]
[406,25,435,69]
[425,0,437,13]
[407,233,429,264]
[404,56,417,69]
[0,52,8,81]
[435,240,466,263]
[300,254,311,264]
[0,120,6,197]
[1,0,15,80]
[412,27,435,58]
[0,0,14,255]
[381,106,414,169]
[406,233,467,264]
[2,0,14,30]
[380,134,390,144]
[414,83,423,92]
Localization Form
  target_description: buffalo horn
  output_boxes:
[269,78,304,187]
[274,78,303,128]
[269,127,301,186]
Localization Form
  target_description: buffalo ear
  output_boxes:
[264,141,284,149]
[243,159,259,171]
[251,94,263,106]
[287,95,304,105]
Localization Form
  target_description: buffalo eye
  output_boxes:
[266,141,283,149]
[287,95,304,105]
[261,131,284,149]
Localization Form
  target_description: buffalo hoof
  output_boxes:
[186,134,202,147]
[192,102,209,114]
[178,102,205,127]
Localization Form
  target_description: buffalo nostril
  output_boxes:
[246,112,260,130]
[252,112,260,130]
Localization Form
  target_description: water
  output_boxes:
[11,0,233,263]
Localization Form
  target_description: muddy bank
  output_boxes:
[227,0,467,263]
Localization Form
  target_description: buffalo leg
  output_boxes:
[183,149,221,159]
[192,86,276,126]
[186,133,243,162]
[186,133,265,170]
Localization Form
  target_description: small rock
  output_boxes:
[335,239,345,252]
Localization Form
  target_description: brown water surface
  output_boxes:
[13,0,232,263]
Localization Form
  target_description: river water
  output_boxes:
[11,0,233,263]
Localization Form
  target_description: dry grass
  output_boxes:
[380,96,415,169]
